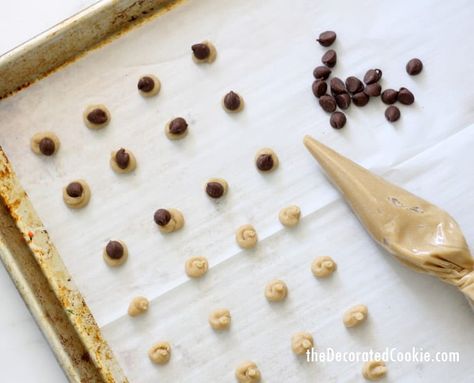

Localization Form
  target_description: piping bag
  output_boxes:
[303,135,474,306]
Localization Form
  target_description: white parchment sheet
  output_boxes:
[1,0,474,381]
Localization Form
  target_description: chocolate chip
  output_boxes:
[137,76,155,92]
[352,92,369,107]
[313,66,331,80]
[363,69,382,85]
[397,87,415,105]
[169,117,188,135]
[345,76,364,94]
[381,89,399,104]
[330,77,346,95]
[115,148,130,169]
[206,182,224,198]
[406,58,423,75]
[321,50,337,68]
[335,93,351,109]
[66,182,83,198]
[105,241,124,259]
[39,137,55,156]
[385,106,401,122]
[86,108,108,124]
[154,209,171,226]
[223,91,241,111]
[312,80,327,98]
[330,112,346,129]
[364,83,382,97]
[256,154,274,171]
[191,43,210,60]
[318,95,337,113]
[317,31,337,47]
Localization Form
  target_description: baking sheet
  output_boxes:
[1,0,474,381]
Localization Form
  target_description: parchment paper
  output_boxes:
[1,0,473,381]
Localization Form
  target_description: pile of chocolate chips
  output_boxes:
[312,31,423,129]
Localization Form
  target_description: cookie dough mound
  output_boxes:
[137,74,161,97]
[235,224,258,249]
[83,104,110,129]
[63,180,91,209]
[154,208,184,233]
[185,256,208,278]
[30,132,60,156]
[279,205,301,227]
[265,279,288,302]
[362,360,387,381]
[205,178,228,199]
[110,148,137,174]
[343,304,368,328]
[311,256,337,278]
[165,117,188,140]
[208,308,231,331]
[103,240,128,267]
[291,332,314,355]
[128,296,149,317]
[191,41,217,63]
[148,342,171,365]
[222,91,244,113]
[235,361,261,383]
[255,148,279,172]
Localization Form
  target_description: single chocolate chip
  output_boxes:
[115,148,130,169]
[318,95,337,113]
[335,93,351,109]
[191,43,210,60]
[39,137,55,156]
[345,76,364,94]
[154,209,171,226]
[363,69,383,85]
[106,241,124,260]
[397,87,415,105]
[312,80,327,98]
[381,89,399,104]
[313,66,331,80]
[352,92,369,107]
[364,83,382,97]
[169,117,188,135]
[86,108,108,124]
[406,58,423,75]
[330,77,346,95]
[137,76,155,92]
[317,31,337,47]
[385,106,401,122]
[66,182,83,198]
[321,50,337,67]
[256,154,274,171]
[206,182,224,198]
[223,91,241,111]
[330,112,346,129]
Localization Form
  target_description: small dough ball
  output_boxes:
[83,104,111,129]
[63,180,91,209]
[235,361,261,383]
[208,308,231,331]
[153,208,184,233]
[185,256,208,278]
[222,91,244,113]
[265,279,288,302]
[191,41,217,63]
[255,148,279,172]
[279,205,301,227]
[311,256,337,278]
[165,117,188,140]
[110,148,137,174]
[103,240,128,267]
[148,342,171,365]
[291,332,314,355]
[235,224,258,249]
[128,296,149,317]
[362,360,387,381]
[205,178,228,199]
[30,132,60,156]
[137,74,161,97]
[343,304,368,328]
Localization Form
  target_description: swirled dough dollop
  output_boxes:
[279,205,301,227]
[137,74,161,97]
[311,256,337,278]
[154,208,184,233]
[30,132,60,156]
[235,224,258,249]
[103,240,128,267]
[185,256,208,278]
[235,361,261,383]
[148,342,171,365]
[110,148,137,173]
[343,304,368,328]
[265,279,288,302]
[128,296,149,317]
[83,104,111,129]
[291,332,314,355]
[362,360,387,381]
[208,308,231,330]
[63,180,91,209]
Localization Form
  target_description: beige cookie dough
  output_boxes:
[279,205,301,227]
[205,178,229,199]
[137,74,161,97]
[235,224,258,249]
[291,332,314,355]
[83,104,111,129]
[362,360,387,381]
[30,132,60,156]
[110,148,137,174]
[255,148,279,172]
[185,256,208,278]
[208,308,231,331]
[264,279,288,302]
[311,256,337,278]
[103,240,128,267]
[165,117,188,140]
[154,208,185,233]
[235,361,261,383]
[63,180,91,209]
[148,342,171,365]
[222,91,245,113]
[191,41,217,63]
[343,304,368,328]
[128,296,149,317]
